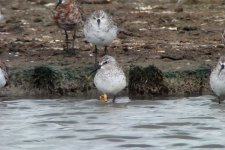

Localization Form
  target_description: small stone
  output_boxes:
[82,0,111,4]
[178,26,198,32]
[177,0,198,4]
[33,18,42,23]
[27,0,48,5]
[216,44,224,48]
[175,6,183,12]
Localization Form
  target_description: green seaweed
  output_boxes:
[129,65,168,98]
[164,65,211,79]
[163,65,211,96]
[31,65,62,92]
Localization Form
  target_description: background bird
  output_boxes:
[84,10,118,64]
[210,56,225,104]
[94,55,126,103]
[53,0,83,54]
[0,10,6,24]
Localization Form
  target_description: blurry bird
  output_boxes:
[0,59,8,89]
[53,0,83,54]
[84,10,118,64]
[94,55,126,103]
[221,30,225,45]
[0,10,6,24]
[210,56,225,104]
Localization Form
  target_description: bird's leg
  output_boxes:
[64,30,69,52]
[94,45,98,65]
[104,46,108,55]
[218,96,221,104]
[72,29,76,53]
[112,95,116,103]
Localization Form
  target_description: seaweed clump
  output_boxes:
[31,65,62,93]
[129,65,168,99]
[164,66,211,96]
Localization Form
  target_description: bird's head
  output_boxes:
[99,55,117,67]
[91,10,108,27]
[218,56,225,76]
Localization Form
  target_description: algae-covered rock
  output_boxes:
[164,66,211,96]
[129,65,169,99]
[129,65,211,99]
[7,63,212,98]
[9,65,95,96]
[31,66,62,92]
[9,65,62,95]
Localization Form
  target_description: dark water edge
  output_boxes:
[2,64,212,98]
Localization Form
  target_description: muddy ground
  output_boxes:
[0,0,225,98]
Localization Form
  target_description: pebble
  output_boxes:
[82,0,111,4]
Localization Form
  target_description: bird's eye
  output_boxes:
[103,60,108,65]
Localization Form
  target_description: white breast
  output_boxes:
[0,69,6,88]
[84,23,117,46]
[210,70,225,96]
[94,67,126,95]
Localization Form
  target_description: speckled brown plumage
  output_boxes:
[53,0,83,53]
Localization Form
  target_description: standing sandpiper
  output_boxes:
[53,0,83,54]
[210,56,225,104]
[0,10,5,24]
[222,30,225,44]
[0,60,8,89]
[83,10,118,64]
[94,55,126,103]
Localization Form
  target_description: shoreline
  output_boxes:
[0,0,223,99]
[2,63,213,99]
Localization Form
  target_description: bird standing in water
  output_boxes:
[94,55,126,103]
[53,0,83,54]
[210,56,225,104]
[84,10,118,64]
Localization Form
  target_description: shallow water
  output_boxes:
[0,96,225,150]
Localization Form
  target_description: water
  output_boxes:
[0,96,225,150]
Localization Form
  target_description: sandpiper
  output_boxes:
[53,0,83,54]
[94,55,126,103]
[0,60,8,89]
[222,30,225,44]
[0,10,5,24]
[83,10,118,63]
[210,56,225,104]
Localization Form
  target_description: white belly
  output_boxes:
[84,26,117,46]
[210,73,225,96]
[94,70,126,95]
[0,69,6,88]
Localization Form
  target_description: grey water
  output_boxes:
[0,96,225,150]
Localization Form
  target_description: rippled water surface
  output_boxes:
[1,96,225,150]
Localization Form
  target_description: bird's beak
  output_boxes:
[55,2,60,9]
[219,64,225,76]
[97,19,100,27]
[95,63,102,70]
[89,60,108,76]
[89,63,101,76]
